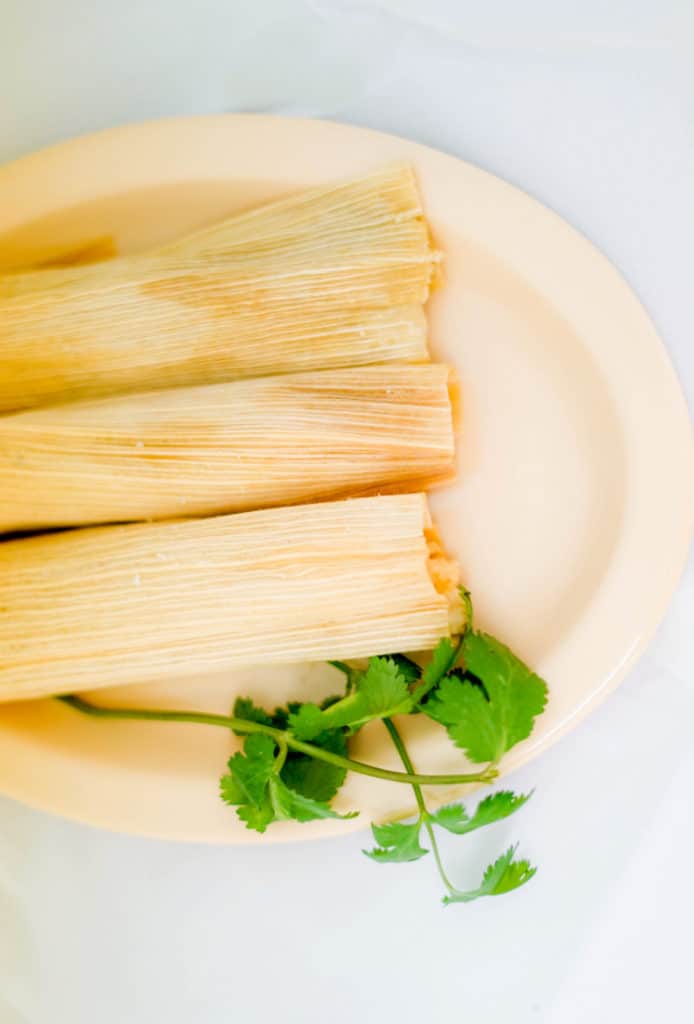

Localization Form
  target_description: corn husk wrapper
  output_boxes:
[0,364,457,532]
[0,493,460,702]
[0,166,439,412]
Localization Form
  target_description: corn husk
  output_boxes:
[0,364,457,532]
[0,235,118,275]
[0,165,432,295]
[0,166,439,412]
[0,493,459,702]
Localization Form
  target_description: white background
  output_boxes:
[1,2,693,1022]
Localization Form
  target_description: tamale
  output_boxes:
[0,167,439,411]
[0,364,457,532]
[0,494,461,702]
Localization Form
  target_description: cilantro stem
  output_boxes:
[383,719,427,817]
[273,737,289,774]
[383,718,457,897]
[57,696,496,788]
[328,660,357,694]
[423,818,457,896]
[328,660,352,676]
[461,588,473,632]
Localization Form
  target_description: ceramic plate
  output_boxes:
[0,116,692,841]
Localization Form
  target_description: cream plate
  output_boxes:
[0,116,692,841]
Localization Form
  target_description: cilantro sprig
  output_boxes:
[59,589,548,907]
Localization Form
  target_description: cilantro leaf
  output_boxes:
[430,790,531,835]
[237,797,275,833]
[232,697,273,731]
[412,589,472,702]
[364,820,428,863]
[389,654,421,685]
[220,727,355,832]
[487,855,536,895]
[263,700,301,731]
[288,702,325,741]
[268,777,357,823]
[280,728,348,802]
[219,733,277,832]
[424,675,497,762]
[219,773,245,806]
[442,845,536,905]
[428,802,469,832]
[233,695,349,804]
[289,657,413,739]
[358,657,414,718]
[420,637,459,694]
[465,633,548,750]
[424,632,548,763]
[224,733,276,807]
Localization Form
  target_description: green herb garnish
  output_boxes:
[59,589,548,906]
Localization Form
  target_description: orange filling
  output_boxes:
[425,526,465,634]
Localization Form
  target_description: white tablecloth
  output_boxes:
[2,4,693,1021]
